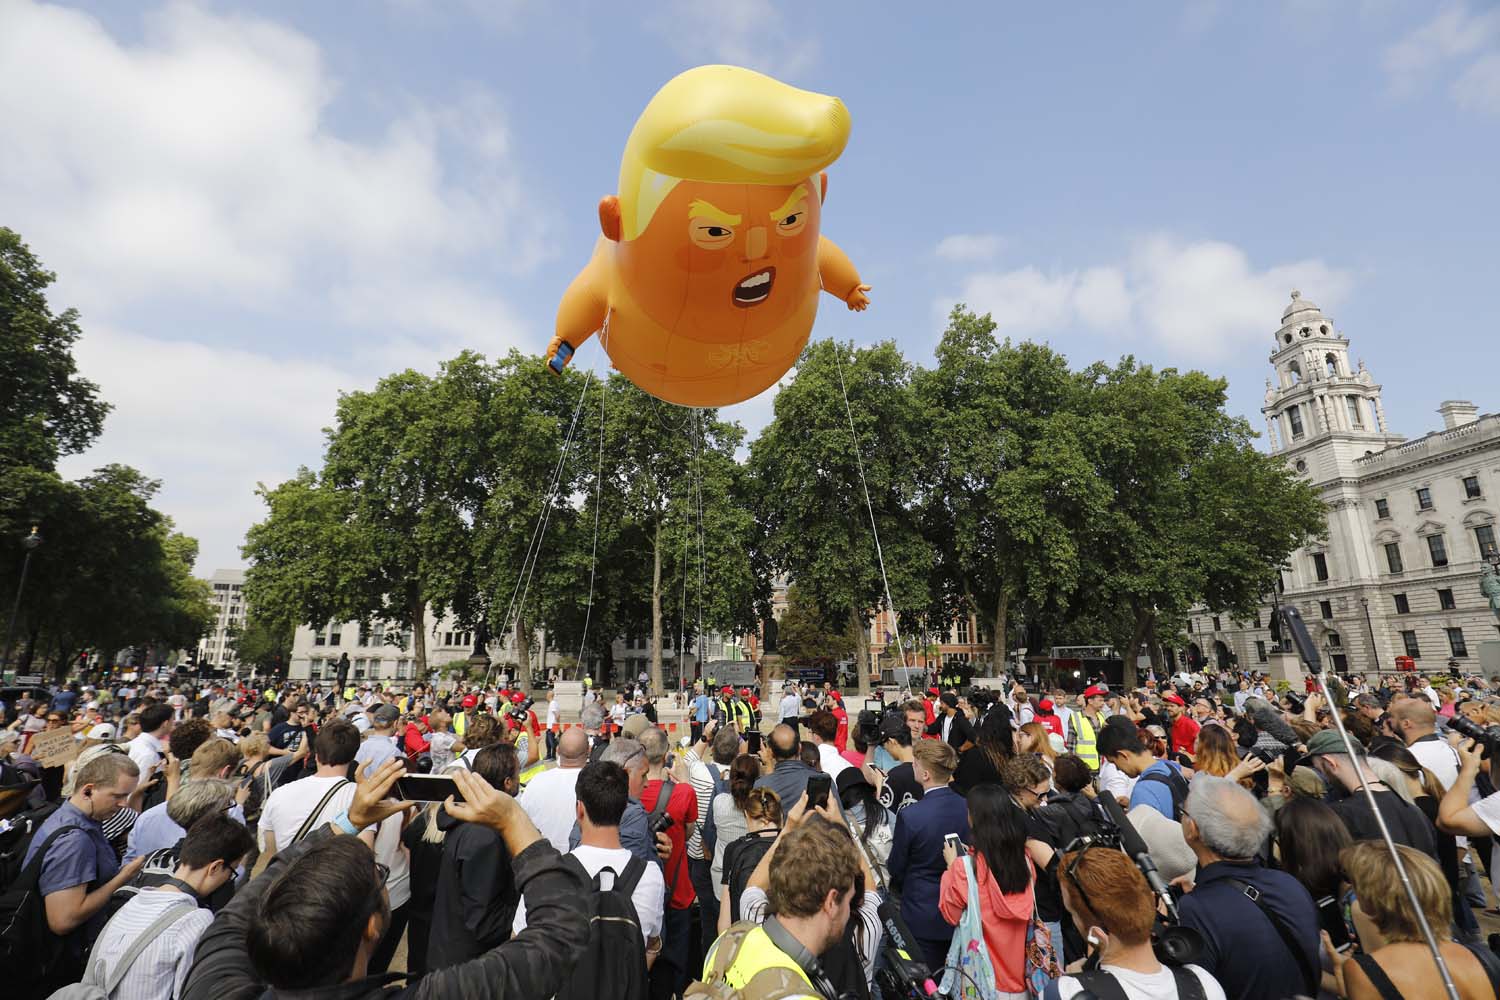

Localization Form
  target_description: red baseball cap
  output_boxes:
[1082,685,1107,699]
[1037,699,1054,712]
[927,687,939,696]
[510,691,526,704]
[461,695,478,709]
[721,686,733,696]
[740,687,751,696]
[1162,693,1186,706]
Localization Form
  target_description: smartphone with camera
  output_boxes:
[805,772,832,811]
[944,832,966,857]
[396,773,465,802]
[746,730,762,755]
[1317,895,1352,954]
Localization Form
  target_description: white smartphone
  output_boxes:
[944,833,965,856]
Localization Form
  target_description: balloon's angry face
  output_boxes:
[617,178,821,343]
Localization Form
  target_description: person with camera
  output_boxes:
[863,712,923,815]
[1305,730,1437,855]
[1175,775,1320,1000]
[639,725,699,999]
[710,793,883,999]
[182,758,590,1000]
[1046,845,1226,1000]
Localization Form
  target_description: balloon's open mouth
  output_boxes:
[732,267,775,308]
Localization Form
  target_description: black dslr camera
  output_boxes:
[1448,713,1500,760]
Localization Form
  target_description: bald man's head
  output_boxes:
[1389,697,1437,741]
[557,727,589,766]
[769,724,798,761]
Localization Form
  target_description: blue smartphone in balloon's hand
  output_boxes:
[549,341,574,374]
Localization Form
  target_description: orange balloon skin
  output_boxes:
[548,174,867,407]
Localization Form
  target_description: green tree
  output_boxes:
[1076,359,1326,685]
[227,612,295,677]
[0,227,109,471]
[775,584,855,663]
[913,306,1111,671]
[747,339,933,695]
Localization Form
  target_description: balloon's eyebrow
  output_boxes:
[769,185,809,221]
[687,199,742,227]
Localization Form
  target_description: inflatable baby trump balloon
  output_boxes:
[546,65,870,408]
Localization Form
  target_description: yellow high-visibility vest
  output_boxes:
[1071,712,1100,770]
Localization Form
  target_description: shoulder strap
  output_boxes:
[16,825,74,884]
[1168,965,1207,1000]
[1351,954,1405,1000]
[1071,970,1132,1000]
[97,899,195,994]
[290,779,349,844]
[1463,940,1500,996]
[648,778,676,825]
[613,854,648,896]
[1222,877,1317,994]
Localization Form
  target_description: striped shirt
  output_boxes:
[684,752,719,860]
[87,889,210,1000]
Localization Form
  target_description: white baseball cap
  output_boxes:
[87,724,117,740]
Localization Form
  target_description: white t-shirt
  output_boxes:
[513,844,664,943]
[817,742,852,779]
[259,775,357,852]
[1051,963,1225,1000]
[518,766,584,853]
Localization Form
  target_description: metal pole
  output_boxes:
[1361,596,1378,675]
[2,545,37,671]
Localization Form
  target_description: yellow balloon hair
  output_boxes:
[617,65,850,241]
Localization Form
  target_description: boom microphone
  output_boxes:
[1096,792,1179,922]
[875,899,937,998]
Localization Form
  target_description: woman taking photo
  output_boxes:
[1274,797,1352,999]
[837,768,894,887]
[937,785,1035,1000]
[1329,843,1497,1000]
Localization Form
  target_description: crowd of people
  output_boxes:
[3,665,1500,1000]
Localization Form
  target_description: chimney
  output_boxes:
[1438,400,1479,430]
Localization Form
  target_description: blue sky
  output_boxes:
[3,0,1497,573]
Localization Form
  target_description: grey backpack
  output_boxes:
[47,900,194,1000]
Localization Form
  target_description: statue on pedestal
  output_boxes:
[1481,559,1500,622]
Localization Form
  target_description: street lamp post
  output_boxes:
[2,527,44,673]
[1360,596,1378,674]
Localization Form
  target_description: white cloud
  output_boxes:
[1452,51,1500,113]
[937,236,1353,363]
[650,0,819,79]
[57,324,362,574]
[2,0,546,574]
[0,0,537,332]
[1382,4,1500,110]
[934,233,1005,262]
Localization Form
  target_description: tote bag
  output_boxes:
[939,855,999,1000]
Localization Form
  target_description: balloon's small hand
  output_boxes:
[547,339,574,374]
[845,285,871,312]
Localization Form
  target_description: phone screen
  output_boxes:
[1317,896,1352,953]
[805,773,831,810]
[746,731,762,755]
[396,773,465,802]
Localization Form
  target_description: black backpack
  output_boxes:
[722,830,777,923]
[556,855,651,1000]
[1137,766,1190,822]
[0,804,68,986]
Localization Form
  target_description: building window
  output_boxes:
[1427,534,1449,568]
[328,626,341,646]
[1394,593,1410,614]
[1417,487,1433,510]
[1438,588,1456,610]
[1253,613,1261,628]
[1326,354,1339,377]
[313,627,327,647]
[1212,615,1222,632]
[1319,600,1333,620]
[1375,498,1389,519]
[309,659,322,680]
[1400,630,1421,658]
[396,659,412,679]
[1313,553,1329,581]
[1328,631,1341,648]
[442,632,453,647]
[955,619,970,645]
[1478,524,1499,560]
[358,627,370,647]
[1255,640,1267,663]
[1447,628,1469,658]
[1464,476,1482,499]
[1385,543,1404,573]
[353,659,366,679]
[1345,396,1362,427]
[1288,406,1305,439]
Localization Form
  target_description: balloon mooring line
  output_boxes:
[831,341,913,690]
[575,320,610,676]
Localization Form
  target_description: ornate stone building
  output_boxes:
[1187,292,1499,674]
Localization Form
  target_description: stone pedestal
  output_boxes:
[1266,651,1305,685]
[1479,641,1500,681]
[552,680,584,719]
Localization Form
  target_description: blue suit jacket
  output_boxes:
[889,785,971,943]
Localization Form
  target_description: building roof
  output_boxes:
[1281,289,1323,324]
